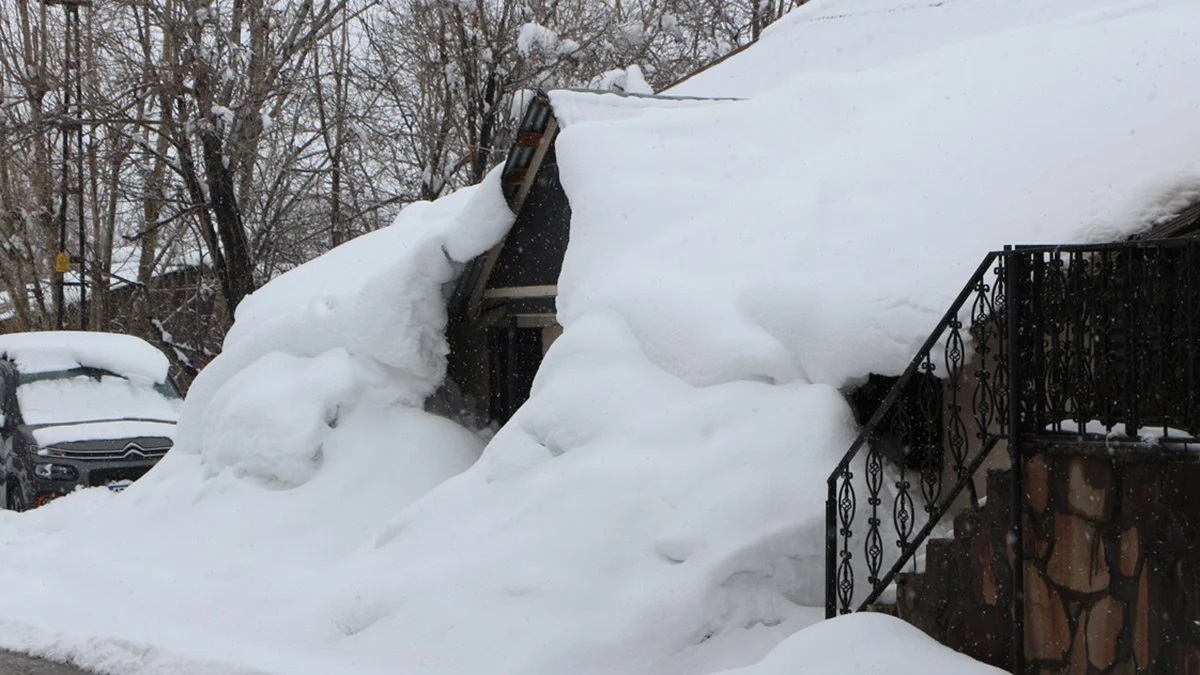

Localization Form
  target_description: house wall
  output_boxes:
[445,311,560,428]
[894,443,1200,675]
[447,130,570,428]
[486,144,571,292]
[1022,444,1200,674]
[444,313,493,423]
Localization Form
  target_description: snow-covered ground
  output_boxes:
[1,0,1199,673]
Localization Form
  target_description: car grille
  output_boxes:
[87,465,153,487]
[52,446,169,460]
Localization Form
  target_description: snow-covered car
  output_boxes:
[0,331,181,511]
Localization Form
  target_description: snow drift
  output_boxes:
[0,331,170,384]
[0,171,513,674]
[2,0,1200,673]
[176,169,512,488]
[715,614,1005,674]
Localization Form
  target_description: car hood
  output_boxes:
[28,418,177,448]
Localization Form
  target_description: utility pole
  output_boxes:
[48,0,89,331]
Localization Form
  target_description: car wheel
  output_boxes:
[4,478,25,512]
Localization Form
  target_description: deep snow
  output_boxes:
[1,0,1199,673]
[0,331,170,384]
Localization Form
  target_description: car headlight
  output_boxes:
[33,463,78,482]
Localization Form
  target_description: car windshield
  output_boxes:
[16,366,182,427]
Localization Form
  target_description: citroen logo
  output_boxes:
[122,443,146,459]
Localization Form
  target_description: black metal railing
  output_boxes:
[1010,240,1200,442]
[825,237,1200,673]
[825,250,1010,616]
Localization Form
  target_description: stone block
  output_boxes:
[1123,464,1156,512]
[1047,513,1110,594]
[978,537,999,607]
[1027,563,1072,662]
[1179,646,1200,675]
[1110,658,1136,675]
[1134,565,1152,670]
[1085,596,1124,670]
[1118,526,1140,578]
[1027,454,1049,513]
[1025,512,1050,562]
[1068,615,1089,675]
[1066,456,1109,520]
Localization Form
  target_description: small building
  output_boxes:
[441,3,1200,673]
[446,92,569,425]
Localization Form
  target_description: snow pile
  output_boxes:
[31,419,177,447]
[0,331,170,383]
[0,407,485,675]
[337,0,1200,670]
[588,64,655,95]
[716,614,1004,674]
[4,332,182,443]
[517,22,559,56]
[18,375,179,427]
[0,173,513,673]
[556,0,1200,387]
[516,21,579,60]
[176,169,511,487]
[313,375,850,674]
[668,0,1164,99]
[0,1,1199,674]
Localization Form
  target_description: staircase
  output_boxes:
[825,239,1200,675]
[889,468,1015,669]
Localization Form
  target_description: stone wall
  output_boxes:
[893,443,1200,674]
[1023,444,1200,674]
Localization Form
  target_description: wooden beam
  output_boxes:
[511,117,558,214]
[467,117,560,320]
[479,311,558,329]
[516,132,543,148]
[482,285,557,300]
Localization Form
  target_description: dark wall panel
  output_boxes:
[488,145,571,290]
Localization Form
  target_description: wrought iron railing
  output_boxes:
[825,237,1200,673]
[1009,240,1200,442]
[824,250,1010,616]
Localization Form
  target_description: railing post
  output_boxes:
[1005,246,1026,675]
[826,479,837,619]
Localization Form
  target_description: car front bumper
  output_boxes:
[29,457,161,502]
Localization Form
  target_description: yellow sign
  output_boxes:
[55,251,71,274]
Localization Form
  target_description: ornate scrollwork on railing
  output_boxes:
[1011,240,1200,441]
[826,237,1200,626]
[825,251,1008,617]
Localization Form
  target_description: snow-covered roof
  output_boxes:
[550,0,1200,384]
[0,245,206,324]
[0,331,170,383]
[667,0,1139,99]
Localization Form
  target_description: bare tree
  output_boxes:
[1,0,786,374]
